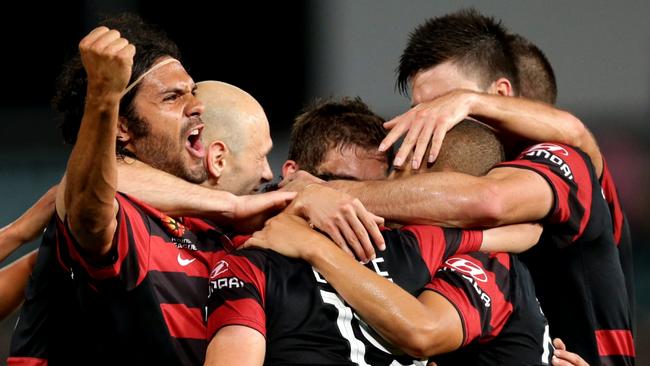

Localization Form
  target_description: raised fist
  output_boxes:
[78,26,136,96]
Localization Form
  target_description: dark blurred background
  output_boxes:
[1,0,648,363]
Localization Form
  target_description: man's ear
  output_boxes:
[207,140,228,180]
[489,77,514,97]
[117,117,132,144]
[281,160,299,179]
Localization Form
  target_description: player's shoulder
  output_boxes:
[228,247,304,269]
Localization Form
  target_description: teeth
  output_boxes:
[190,129,200,136]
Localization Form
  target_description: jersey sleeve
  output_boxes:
[398,225,483,275]
[55,193,150,289]
[495,143,595,247]
[424,253,513,346]
[206,250,267,340]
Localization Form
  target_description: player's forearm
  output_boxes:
[116,159,238,221]
[305,242,445,358]
[328,173,502,228]
[468,92,603,176]
[480,223,543,253]
[0,226,21,263]
[0,250,37,320]
[0,186,56,261]
[63,92,120,252]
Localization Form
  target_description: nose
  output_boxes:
[261,158,273,183]
[186,93,204,118]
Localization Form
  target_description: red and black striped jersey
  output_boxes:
[206,225,551,365]
[8,193,227,366]
[496,143,635,366]
[427,252,553,366]
[206,225,481,365]
[601,159,635,333]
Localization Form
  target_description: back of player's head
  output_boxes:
[392,120,504,179]
[508,34,557,104]
[53,13,182,145]
[288,97,389,174]
[397,8,519,96]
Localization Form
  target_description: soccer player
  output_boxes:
[304,9,634,365]
[8,79,379,364]
[8,15,295,366]
[204,99,552,365]
[507,32,636,338]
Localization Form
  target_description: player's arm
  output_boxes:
[0,250,38,320]
[381,89,603,176]
[204,325,265,366]
[480,222,543,253]
[57,27,134,259]
[116,158,295,231]
[328,166,553,228]
[0,186,56,261]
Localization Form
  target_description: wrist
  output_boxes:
[212,191,238,220]
[85,85,122,108]
[302,239,325,264]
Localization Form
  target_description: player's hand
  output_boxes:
[229,191,297,232]
[1,186,57,261]
[278,170,324,192]
[379,89,475,169]
[242,213,330,259]
[78,26,136,97]
[286,184,385,263]
[552,338,589,366]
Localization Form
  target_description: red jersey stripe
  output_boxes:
[160,303,205,340]
[207,297,266,338]
[595,330,635,357]
[6,357,48,366]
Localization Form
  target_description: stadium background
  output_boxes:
[0,0,648,363]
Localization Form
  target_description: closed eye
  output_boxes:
[163,93,179,102]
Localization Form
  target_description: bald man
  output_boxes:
[197,81,273,195]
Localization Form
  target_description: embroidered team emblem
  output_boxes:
[161,215,186,237]
[445,257,488,282]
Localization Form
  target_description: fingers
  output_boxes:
[551,338,589,366]
[242,236,268,250]
[322,223,355,258]
[379,112,411,153]
[553,338,566,350]
[342,207,375,262]
[393,115,424,167]
[268,191,297,209]
[412,118,435,169]
[355,202,386,251]
[78,26,110,48]
[382,119,399,129]
[93,29,122,51]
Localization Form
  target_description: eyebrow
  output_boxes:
[161,84,195,95]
